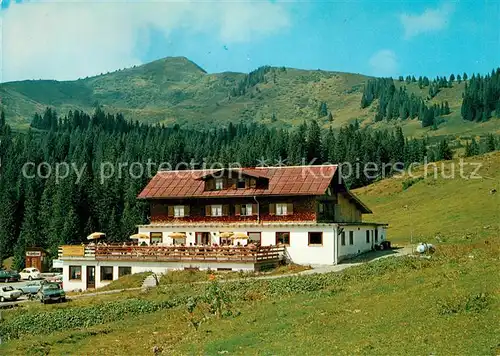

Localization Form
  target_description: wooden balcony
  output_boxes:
[59,244,284,264]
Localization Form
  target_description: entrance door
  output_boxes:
[86,266,95,289]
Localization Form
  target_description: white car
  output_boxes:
[19,267,41,280]
[0,286,23,302]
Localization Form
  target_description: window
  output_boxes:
[318,203,324,213]
[375,229,379,242]
[276,232,290,246]
[248,232,261,244]
[196,232,210,245]
[100,266,113,281]
[366,230,370,243]
[174,205,185,217]
[69,266,81,280]
[173,232,186,245]
[150,232,163,244]
[340,232,346,246]
[349,231,354,245]
[211,205,223,217]
[308,232,323,246]
[215,178,224,190]
[241,204,253,216]
[276,203,288,216]
[237,179,246,189]
[118,267,132,277]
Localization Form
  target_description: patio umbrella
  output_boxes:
[129,233,149,240]
[168,232,187,239]
[219,232,234,239]
[87,232,106,240]
[232,232,249,239]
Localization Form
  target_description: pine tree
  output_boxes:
[465,138,480,157]
[437,139,453,160]
[306,120,322,163]
[318,102,328,118]
[485,134,496,152]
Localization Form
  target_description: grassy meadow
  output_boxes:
[355,151,500,245]
[0,241,498,355]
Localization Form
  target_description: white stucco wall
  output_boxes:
[61,224,388,291]
[337,224,387,261]
[138,225,337,266]
[61,259,256,292]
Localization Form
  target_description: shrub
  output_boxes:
[0,297,185,340]
[402,177,424,190]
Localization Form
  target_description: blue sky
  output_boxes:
[1,0,499,82]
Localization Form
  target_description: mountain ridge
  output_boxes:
[1,56,498,138]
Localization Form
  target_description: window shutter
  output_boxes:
[167,206,174,216]
[235,204,241,216]
[206,179,214,191]
[249,178,256,188]
[222,204,229,216]
[252,203,258,215]
[287,203,293,215]
[184,205,190,216]
[205,205,211,216]
[269,203,276,215]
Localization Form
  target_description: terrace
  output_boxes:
[58,244,284,267]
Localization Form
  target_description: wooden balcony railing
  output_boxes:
[59,244,284,263]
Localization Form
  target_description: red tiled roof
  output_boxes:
[137,165,338,199]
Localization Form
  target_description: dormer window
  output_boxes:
[215,178,224,190]
[237,179,246,189]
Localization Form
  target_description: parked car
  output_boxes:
[45,273,63,285]
[19,267,41,280]
[19,280,45,296]
[0,270,21,282]
[0,286,23,302]
[37,282,66,304]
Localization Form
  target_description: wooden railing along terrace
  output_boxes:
[60,244,284,263]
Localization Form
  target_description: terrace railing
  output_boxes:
[59,244,284,263]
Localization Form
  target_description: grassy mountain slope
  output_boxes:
[355,151,500,244]
[1,56,498,137]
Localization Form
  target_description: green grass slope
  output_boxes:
[355,151,500,244]
[0,242,498,355]
[3,56,497,136]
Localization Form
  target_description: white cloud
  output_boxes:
[369,50,398,77]
[0,0,291,82]
[400,3,455,39]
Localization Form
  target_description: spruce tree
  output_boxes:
[306,120,322,163]
[485,134,496,152]
[318,102,328,118]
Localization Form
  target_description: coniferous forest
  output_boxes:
[0,107,498,269]
[361,68,500,128]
